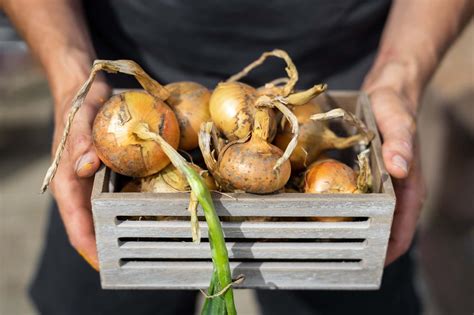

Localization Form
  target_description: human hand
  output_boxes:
[49,78,111,271]
[363,71,426,266]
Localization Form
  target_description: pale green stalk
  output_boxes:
[134,123,236,315]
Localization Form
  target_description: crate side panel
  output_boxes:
[92,206,122,274]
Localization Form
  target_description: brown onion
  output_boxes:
[200,111,291,194]
[141,163,217,192]
[274,101,372,171]
[209,81,277,142]
[165,81,211,150]
[304,159,358,194]
[93,90,180,177]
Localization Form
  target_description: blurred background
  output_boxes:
[0,11,472,315]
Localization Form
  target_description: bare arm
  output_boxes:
[363,0,473,265]
[2,0,96,102]
[2,0,110,270]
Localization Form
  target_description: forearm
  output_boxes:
[2,0,96,103]
[364,0,473,110]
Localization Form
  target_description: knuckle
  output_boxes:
[68,134,93,157]
[73,133,93,148]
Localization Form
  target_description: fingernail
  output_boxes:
[392,155,408,174]
[75,154,94,174]
[78,249,99,272]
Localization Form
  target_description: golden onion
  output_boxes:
[92,91,180,177]
[165,81,211,150]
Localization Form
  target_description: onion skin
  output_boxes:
[304,159,358,194]
[121,179,141,192]
[217,138,291,194]
[209,82,277,142]
[165,82,211,150]
[141,164,217,192]
[93,91,180,177]
[209,82,257,141]
[274,101,326,171]
[210,110,291,194]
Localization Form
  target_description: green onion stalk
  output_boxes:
[134,123,237,315]
[41,60,238,315]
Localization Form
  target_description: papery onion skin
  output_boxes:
[209,81,257,141]
[217,140,291,194]
[274,101,325,171]
[214,110,291,194]
[141,163,217,193]
[209,81,277,142]
[93,91,180,177]
[161,163,217,191]
[304,159,358,194]
[165,82,211,150]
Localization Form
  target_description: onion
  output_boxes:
[200,111,291,194]
[304,150,372,194]
[41,60,173,192]
[274,102,374,171]
[209,82,278,142]
[121,179,141,192]
[165,81,211,150]
[93,90,180,177]
[210,81,256,140]
[274,101,325,171]
[141,163,217,192]
[304,159,358,194]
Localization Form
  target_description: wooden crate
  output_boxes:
[91,91,395,290]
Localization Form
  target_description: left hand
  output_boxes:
[362,84,426,266]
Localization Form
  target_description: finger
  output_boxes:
[51,169,99,270]
[369,88,416,179]
[55,81,110,178]
[385,142,425,266]
[69,102,102,178]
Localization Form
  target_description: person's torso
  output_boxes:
[84,0,391,89]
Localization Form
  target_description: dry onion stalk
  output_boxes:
[210,49,327,172]
[275,103,375,171]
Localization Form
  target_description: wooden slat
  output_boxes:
[93,195,394,217]
[118,240,368,259]
[100,261,383,290]
[358,93,395,196]
[113,220,386,239]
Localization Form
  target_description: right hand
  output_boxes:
[49,79,111,270]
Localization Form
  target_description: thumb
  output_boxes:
[369,88,416,179]
[70,101,102,178]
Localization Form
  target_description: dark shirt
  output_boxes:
[83,0,391,89]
